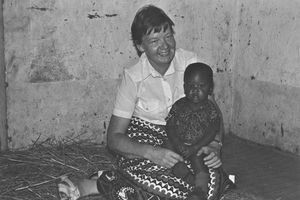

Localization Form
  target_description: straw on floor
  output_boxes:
[0,137,265,200]
[0,137,114,200]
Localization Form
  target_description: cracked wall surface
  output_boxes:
[0,0,7,151]
[231,0,300,155]
[3,0,300,155]
[3,0,234,149]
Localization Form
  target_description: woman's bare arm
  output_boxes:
[107,115,183,168]
[107,115,143,158]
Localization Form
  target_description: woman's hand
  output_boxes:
[145,146,184,168]
[197,143,222,168]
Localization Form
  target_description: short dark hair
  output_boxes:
[131,5,175,55]
[184,62,214,91]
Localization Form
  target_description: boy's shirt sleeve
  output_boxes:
[165,103,177,123]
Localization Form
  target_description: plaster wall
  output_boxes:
[4,0,234,149]
[0,0,8,151]
[4,0,299,155]
[231,0,300,155]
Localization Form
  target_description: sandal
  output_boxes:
[58,176,80,200]
[89,170,105,180]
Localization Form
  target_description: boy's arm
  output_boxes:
[186,117,220,159]
[166,117,190,155]
[165,104,193,158]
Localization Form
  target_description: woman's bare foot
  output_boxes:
[58,176,99,200]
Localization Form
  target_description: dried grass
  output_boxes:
[0,137,115,200]
[0,137,265,200]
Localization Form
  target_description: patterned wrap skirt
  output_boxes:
[96,116,194,200]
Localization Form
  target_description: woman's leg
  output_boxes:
[207,167,236,200]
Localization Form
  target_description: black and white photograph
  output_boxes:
[0,0,299,200]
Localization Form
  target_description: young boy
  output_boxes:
[166,62,223,198]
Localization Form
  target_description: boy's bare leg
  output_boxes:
[191,154,209,193]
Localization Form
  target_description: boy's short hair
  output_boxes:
[184,62,214,90]
[131,5,175,54]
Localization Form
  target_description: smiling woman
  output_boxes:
[57,4,227,200]
[136,24,176,75]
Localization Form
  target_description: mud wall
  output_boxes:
[3,0,234,149]
[3,0,300,155]
[231,0,300,155]
[0,0,8,151]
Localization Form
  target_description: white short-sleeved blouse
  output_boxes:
[113,48,201,125]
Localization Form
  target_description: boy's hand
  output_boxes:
[197,145,222,168]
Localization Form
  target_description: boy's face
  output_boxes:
[184,73,211,104]
[137,25,176,73]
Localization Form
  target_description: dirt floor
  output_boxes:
[0,135,299,200]
[222,134,300,200]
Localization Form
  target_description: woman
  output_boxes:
[58,4,228,200]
